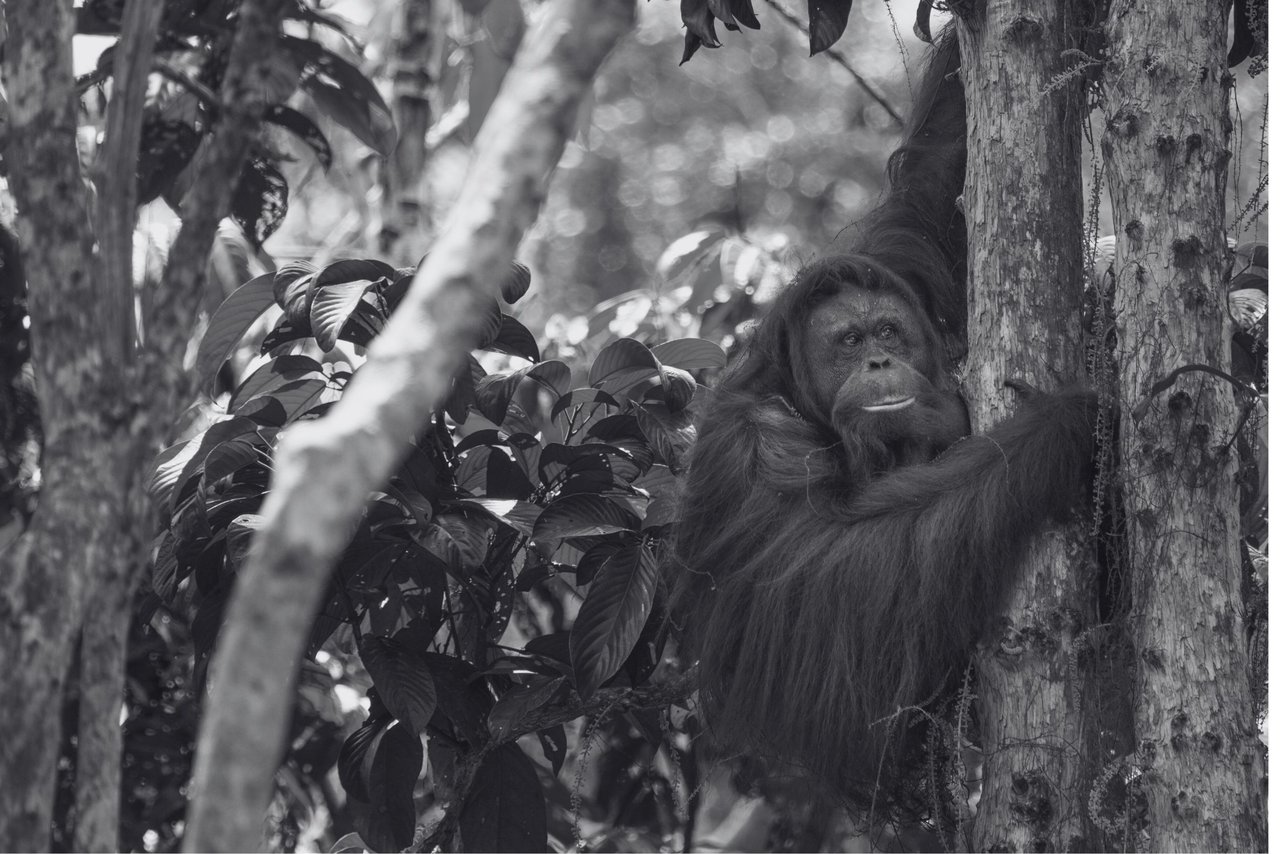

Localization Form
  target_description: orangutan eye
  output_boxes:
[877,324,898,340]
[841,331,862,347]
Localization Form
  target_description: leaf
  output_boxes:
[152,417,262,514]
[487,677,566,741]
[362,722,423,851]
[232,156,289,248]
[463,498,542,536]
[914,0,933,43]
[551,388,619,421]
[680,0,721,48]
[635,404,698,472]
[284,35,397,156]
[460,743,547,853]
[537,726,567,776]
[475,361,571,425]
[487,315,541,362]
[311,281,373,351]
[228,355,325,410]
[502,263,532,303]
[224,514,264,569]
[656,365,697,412]
[263,104,333,169]
[635,465,679,528]
[337,718,385,803]
[315,258,398,289]
[808,0,853,55]
[137,116,202,204]
[150,439,200,514]
[329,832,370,853]
[533,495,641,544]
[195,273,278,395]
[359,636,438,735]
[570,541,659,698]
[588,338,662,394]
[656,229,724,282]
[651,338,727,372]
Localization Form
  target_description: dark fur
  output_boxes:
[669,32,1097,817]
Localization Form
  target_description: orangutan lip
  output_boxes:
[862,396,916,412]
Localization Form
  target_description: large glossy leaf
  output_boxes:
[232,156,289,248]
[588,338,663,400]
[284,35,397,156]
[808,0,853,55]
[460,743,547,853]
[487,315,540,362]
[228,355,325,410]
[263,104,333,169]
[533,494,641,544]
[475,361,570,425]
[501,263,531,304]
[569,540,658,698]
[487,677,565,742]
[314,258,398,289]
[361,722,423,851]
[651,338,727,372]
[195,272,277,395]
[310,281,372,351]
[635,404,698,472]
[150,417,261,513]
[359,636,438,735]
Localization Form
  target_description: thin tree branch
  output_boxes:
[184,1,636,850]
[759,0,903,126]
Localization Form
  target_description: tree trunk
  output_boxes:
[0,0,304,847]
[0,2,105,848]
[1101,1,1265,849]
[184,1,635,849]
[72,2,167,849]
[378,0,443,265]
[954,2,1090,850]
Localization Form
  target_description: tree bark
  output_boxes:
[1101,1,1265,849]
[183,1,635,850]
[0,1,105,848]
[378,0,443,265]
[72,3,167,849]
[954,2,1090,850]
[0,0,307,848]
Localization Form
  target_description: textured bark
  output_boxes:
[0,1,106,848]
[1101,1,1265,849]
[72,3,167,849]
[378,0,442,265]
[955,2,1090,850]
[183,1,635,850]
[0,0,307,848]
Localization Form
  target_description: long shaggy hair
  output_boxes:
[668,29,1098,822]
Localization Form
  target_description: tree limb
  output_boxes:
[70,3,166,848]
[184,1,636,850]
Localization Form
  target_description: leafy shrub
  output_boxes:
[150,258,724,850]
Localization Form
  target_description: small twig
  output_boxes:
[759,0,904,127]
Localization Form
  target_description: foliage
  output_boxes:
[151,256,725,850]
[79,0,394,248]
